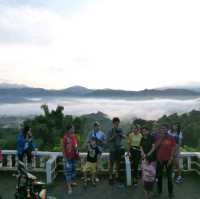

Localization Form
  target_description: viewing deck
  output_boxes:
[0,151,200,199]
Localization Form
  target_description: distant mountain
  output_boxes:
[60,86,92,96]
[86,88,200,98]
[157,83,200,93]
[0,84,200,103]
[0,83,27,89]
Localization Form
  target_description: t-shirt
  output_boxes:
[87,130,106,152]
[107,128,124,151]
[128,132,143,147]
[142,160,156,182]
[156,134,176,161]
[140,135,156,161]
[87,144,100,163]
[63,133,77,158]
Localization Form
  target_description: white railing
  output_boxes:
[179,152,200,175]
[1,151,200,184]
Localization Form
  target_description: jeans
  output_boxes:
[18,149,32,164]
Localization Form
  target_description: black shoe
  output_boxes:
[92,181,96,187]
[153,192,162,198]
[83,181,87,189]
[169,193,175,199]
[109,178,114,185]
[132,181,138,187]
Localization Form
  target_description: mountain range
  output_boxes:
[0,83,200,102]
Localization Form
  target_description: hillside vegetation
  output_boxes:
[0,105,200,152]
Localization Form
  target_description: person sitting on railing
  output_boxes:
[86,121,106,181]
[16,126,35,169]
[62,124,79,195]
[83,137,101,188]
[107,117,125,185]
[24,128,36,169]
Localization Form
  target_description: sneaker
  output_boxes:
[95,177,100,183]
[133,181,138,187]
[92,181,96,187]
[71,182,78,187]
[27,163,32,171]
[109,178,114,185]
[169,193,175,199]
[68,189,72,195]
[175,176,184,183]
[116,183,125,189]
[153,192,162,198]
[83,181,87,189]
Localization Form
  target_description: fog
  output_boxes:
[0,97,200,120]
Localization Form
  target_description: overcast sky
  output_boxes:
[0,0,199,90]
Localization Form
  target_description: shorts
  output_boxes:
[83,161,97,174]
[144,181,154,192]
[110,148,124,162]
[63,158,76,183]
[174,145,181,158]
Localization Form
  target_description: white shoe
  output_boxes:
[175,176,184,183]
[95,177,100,182]
[68,190,72,195]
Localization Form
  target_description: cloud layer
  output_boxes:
[0,98,200,121]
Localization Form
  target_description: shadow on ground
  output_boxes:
[0,172,200,199]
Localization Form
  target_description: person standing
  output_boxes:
[107,117,125,185]
[83,138,101,187]
[169,124,184,183]
[87,121,106,174]
[155,125,176,199]
[128,125,143,185]
[140,127,156,199]
[62,125,79,194]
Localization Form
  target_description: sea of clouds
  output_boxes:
[0,97,200,120]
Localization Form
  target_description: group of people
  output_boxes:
[14,118,183,199]
[61,118,183,199]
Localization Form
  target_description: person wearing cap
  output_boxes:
[86,122,106,180]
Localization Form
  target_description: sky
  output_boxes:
[0,0,200,90]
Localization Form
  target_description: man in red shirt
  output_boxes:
[62,125,79,195]
[155,124,176,199]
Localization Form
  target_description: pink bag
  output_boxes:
[0,150,3,161]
